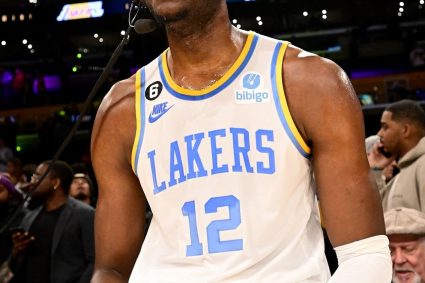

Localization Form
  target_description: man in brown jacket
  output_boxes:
[378,100,425,212]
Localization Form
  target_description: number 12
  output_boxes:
[181,195,243,256]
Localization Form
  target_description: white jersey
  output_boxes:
[130,31,330,283]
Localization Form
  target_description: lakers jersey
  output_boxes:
[129,31,330,283]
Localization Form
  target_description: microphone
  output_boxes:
[134,18,158,34]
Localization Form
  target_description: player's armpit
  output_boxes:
[90,78,147,283]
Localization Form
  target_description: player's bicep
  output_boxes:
[307,63,385,247]
[91,84,146,280]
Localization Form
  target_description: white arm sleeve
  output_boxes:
[328,235,392,283]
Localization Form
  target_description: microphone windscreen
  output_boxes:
[134,19,158,34]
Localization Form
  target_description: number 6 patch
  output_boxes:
[145,81,163,101]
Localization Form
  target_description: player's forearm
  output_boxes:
[91,268,129,283]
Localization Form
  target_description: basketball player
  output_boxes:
[90,0,392,282]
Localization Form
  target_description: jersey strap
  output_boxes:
[271,41,311,158]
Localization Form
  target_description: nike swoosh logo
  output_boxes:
[148,104,174,123]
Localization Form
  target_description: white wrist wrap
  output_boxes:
[328,235,392,283]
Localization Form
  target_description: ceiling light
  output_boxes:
[19,14,25,21]
[30,49,35,54]
[94,33,99,38]
[232,19,237,24]
[28,13,33,20]
[28,44,32,49]
[236,24,241,29]
[398,12,403,16]
[11,15,16,21]
[322,9,327,14]
[399,7,404,12]
[303,11,308,17]
[420,0,424,4]
[1,15,7,22]
[1,41,6,46]
[256,16,261,21]
[322,14,327,19]
[99,38,104,43]
[22,39,28,44]
[120,30,125,36]
[258,21,263,26]
[399,1,404,6]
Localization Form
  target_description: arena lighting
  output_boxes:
[57,1,104,22]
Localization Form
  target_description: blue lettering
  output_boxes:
[208,129,229,175]
[185,133,208,180]
[256,130,275,174]
[168,141,187,187]
[148,150,167,194]
[230,128,254,173]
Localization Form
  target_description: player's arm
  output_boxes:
[90,78,147,283]
[283,47,391,282]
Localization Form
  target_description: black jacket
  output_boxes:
[9,198,95,283]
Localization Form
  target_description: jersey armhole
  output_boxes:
[271,41,312,159]
[131,68,146,175]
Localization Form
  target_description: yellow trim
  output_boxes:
[131,70,142,173]
[161,31,255,96]
[276,42,311,155]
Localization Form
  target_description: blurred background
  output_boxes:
[0,0,424,166]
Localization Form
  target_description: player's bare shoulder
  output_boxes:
[91,74,138,162]
[284,44,355,100]
[282,44,361,142]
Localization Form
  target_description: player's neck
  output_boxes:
[165,20,246,90]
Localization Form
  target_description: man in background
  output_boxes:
[9,160,94,283]
[378,100,425,212]
[385,207,425,283]
[69,173,95,207]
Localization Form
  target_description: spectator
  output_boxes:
[0,174,23,283]
[6,158,26,191]
[69,173,95,207]
[384,207,425,283]
[365,135,398,191]
[378,100,425,212]
[0,138,13,173]
[9,160,94,283]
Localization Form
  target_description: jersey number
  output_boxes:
[181,195,243,256]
